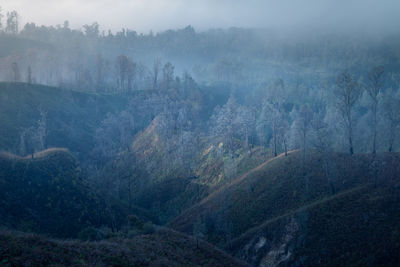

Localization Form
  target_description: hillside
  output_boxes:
[0,148,127,238]
[0,82,127,159]
[169,152,400,265]
[0,228,248,267]
[230,180,400,266]
[128,114,271,223]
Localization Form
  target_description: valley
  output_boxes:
[0,3,400,265]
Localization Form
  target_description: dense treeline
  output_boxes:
[1,8,400,92]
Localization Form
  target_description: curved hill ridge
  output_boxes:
[229,181,400,266]
[197,150,299,207]
[169,151,400,265]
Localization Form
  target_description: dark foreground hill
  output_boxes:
[170,151,400,266]
[0,228,248,267]
[0,148,127,238]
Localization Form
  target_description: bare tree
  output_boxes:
[36,108,47,151]
[334,70,361,155]
[126,60,136,91]
[21,108,47,158]
[6,10,18,34]
[83,22,99,39]
[27,66,33,84]
[115,54,128,91]
[93,110,135,164]
[152,58,161,90]
[366,66,385,154]
[383,90,400,152]
[234,106,255,153]
[279,117,290,156]
[311,102,336,194]
[11,62,20,82]
[266,102,281,157]
[95,53,105,91]
[295,104,314,162]
[162,62,174,90]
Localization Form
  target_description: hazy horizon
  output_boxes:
[1,0,399,34]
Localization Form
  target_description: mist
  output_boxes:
[0,0,400,266]
[2,0,400,33]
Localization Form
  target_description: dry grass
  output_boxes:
[0,228,249,267]
[170,152,400,244]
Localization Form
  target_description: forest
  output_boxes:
[0,3,400,267]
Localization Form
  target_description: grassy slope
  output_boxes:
[230,182,400,266]
[0,82,127,158]
[169,151,400,252]
[0,228,249,267]
[0,149,127,238]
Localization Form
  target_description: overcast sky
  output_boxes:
[1,0,399,33]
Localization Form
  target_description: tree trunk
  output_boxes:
[128,176,132,210]
[349,120,354,155]
[372,103,377,155]
[349,137,354,155]
[284,139,288,156]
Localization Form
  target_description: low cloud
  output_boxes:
[1,0,399,33]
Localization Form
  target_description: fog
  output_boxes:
[1,0,400,33]
[0,0,400,265]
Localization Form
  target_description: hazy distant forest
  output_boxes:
[0,5,400,266]
[2,9,400,157]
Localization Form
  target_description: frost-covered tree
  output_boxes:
[19,108,47,157]
[266,102,281,157]
[11,62,20,82]
[93,111,135,164]
[366,66,385,154]
[383,89,400,152]
[152,58,161,90]
[162,62,174,90]
[27,66,33,84]
[6,10,18,34]
[278,115,290,156]
[295,104,314,161]
[234,106,255,153]
[334,70,361,155]
[95,53,108,91]
[209,95,238,151]
[115,54,135,92]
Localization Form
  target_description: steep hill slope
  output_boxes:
[0,148,127,238]
[169,152,400,265]
[0,228,248,267]
[129,115,271,224]
[230,181,400,266]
